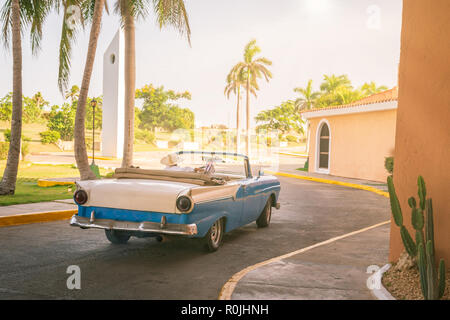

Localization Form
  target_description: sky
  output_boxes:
[0,0,403,128]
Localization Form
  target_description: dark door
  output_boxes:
[319,123,330,169]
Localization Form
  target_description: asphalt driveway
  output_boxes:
[0,176,391,299]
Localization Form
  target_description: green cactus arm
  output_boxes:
[415,230,425,252]
[438,259,446,299]
[425,199,435,255]
[426,240,438,300]
[412,208,425,230]
[400,225,417,257]
[408,197,417,209]
[418,243,428,299]
[387,176,403,227]
[418,176,426,210]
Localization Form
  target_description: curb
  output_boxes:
[37,179,76,187]
[277,152,308,158]
[265,170,389,198]
[369,264,396,300]
[0,209,76,227]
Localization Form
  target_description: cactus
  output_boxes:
[387,175,416,257]
[416,198,446,300]
[388,175,446,300]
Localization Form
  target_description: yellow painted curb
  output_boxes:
[88,156,118,161]
[218,220,391,300]
[0,209,77,227]
[277,152,308,158]
[265,170,389,198]
[37,179,75,187]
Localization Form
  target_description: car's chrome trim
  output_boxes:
[195,195,234,204]
[70,215,198,236]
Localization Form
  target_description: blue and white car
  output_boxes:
[70,151,281,251]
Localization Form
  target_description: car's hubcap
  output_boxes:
[210,221,221,245]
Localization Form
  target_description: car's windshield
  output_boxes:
[175,151,248,178]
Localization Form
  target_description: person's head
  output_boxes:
[160,153,181,167]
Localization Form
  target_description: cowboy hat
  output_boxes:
[160,153,183,166]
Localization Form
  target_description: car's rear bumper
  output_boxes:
[70,214,198,236]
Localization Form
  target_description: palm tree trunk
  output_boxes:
[121,6,135,168]
[246,77,250,156]
[0,0,22,195]
[236,87,241,153]
[74,0,105,180]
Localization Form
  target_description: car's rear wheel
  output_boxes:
[204,218,224,252]
[256,199,272,228]
[105,229,131,244]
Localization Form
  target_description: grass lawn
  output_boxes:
[0,161,113,206]
[0,178,73,206]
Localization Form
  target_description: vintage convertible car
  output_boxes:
[70,151,281,251]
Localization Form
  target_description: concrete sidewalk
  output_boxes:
[277,164,388,192]
[230,222,390,300]
[0,200,76,218]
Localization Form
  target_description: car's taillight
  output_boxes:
[176,196,192,212]
[74,189,88,205]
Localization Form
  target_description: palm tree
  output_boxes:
[229,40,272,155]
[0,0,51,194]
[293,80,320,155]
[319,74,352,93]
[118,0,191,168]
[294,79,319,112]
[65,84,80,104]
[224,68,248,153]
[360,81,388,96]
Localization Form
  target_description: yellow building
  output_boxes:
[302,88,398,182]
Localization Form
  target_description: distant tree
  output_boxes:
[65,85,80,104]
[23,92,49,123]
[360,81,388,96]
[136,84,193,132]
[0,93,12,122]
[255,101,303,135]
[229,39,273,154]
[224,67,248,153]
[47,103,76,141]
[294,79,320,112]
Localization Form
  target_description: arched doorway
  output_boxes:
[316,120,330,173]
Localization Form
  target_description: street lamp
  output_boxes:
[90,98,97,165]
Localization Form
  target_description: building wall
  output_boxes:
[389,0,450,264]
[102,30,124,158]
[308,109,397,182]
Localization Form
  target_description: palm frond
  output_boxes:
[152,0,191,45]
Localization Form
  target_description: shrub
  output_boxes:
[0,141,9,160]
[21,141,30,160]
[3,129,11,142]
[385,156,394,174]
[286,135,298,143]
[40,130,60,144]
[135,129,155,144]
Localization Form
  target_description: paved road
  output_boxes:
[0,176,390,299]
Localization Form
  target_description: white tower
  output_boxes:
[102,30,124,158]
